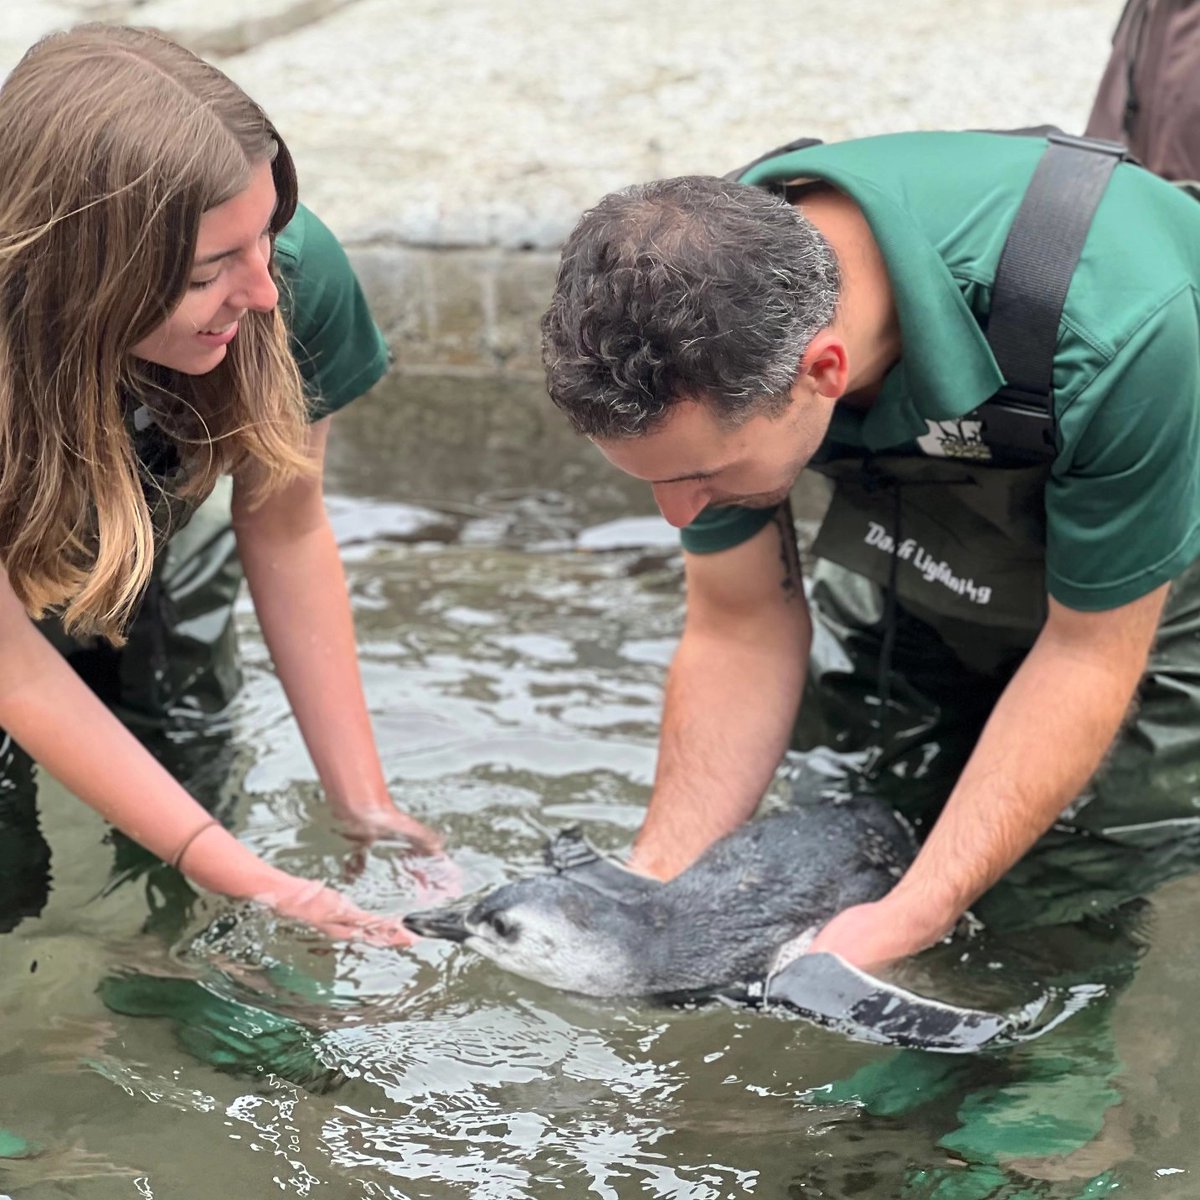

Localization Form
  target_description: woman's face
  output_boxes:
[130,160,280,375]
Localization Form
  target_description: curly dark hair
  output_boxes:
[541,175,841,439]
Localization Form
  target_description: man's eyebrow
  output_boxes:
[651,466,727,484]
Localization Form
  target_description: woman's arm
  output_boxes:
[231,416,438,849]
[0,568,409,941]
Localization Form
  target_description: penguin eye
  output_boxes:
[488,913,518,942]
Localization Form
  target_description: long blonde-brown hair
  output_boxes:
[0,24,312,643]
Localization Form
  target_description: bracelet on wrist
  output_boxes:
[170,817,221,872]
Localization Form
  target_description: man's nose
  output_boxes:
[651,482,709,528]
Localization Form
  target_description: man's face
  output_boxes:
[594,386,837,528]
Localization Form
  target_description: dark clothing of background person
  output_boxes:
[1086,0,1200,184]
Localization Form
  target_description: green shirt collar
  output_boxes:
[741,152,1005,451]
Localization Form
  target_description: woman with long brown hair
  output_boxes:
[0,24,437,940]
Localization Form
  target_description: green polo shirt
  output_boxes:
[276,204,390,419]
[681,131,1200,613]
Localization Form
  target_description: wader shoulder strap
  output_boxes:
[982,131,1130,460]
[729,129,1130,461]
[725,137,824,185]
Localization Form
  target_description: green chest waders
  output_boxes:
[769,135,1200,930]
[36,404,245,730]
[2,414,248,935]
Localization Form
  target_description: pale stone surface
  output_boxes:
[0,2,75,75]
[3,0,1129,369]
[131,0,358,56]
[218,0,1127,248]
[5,0,1127,249]
[7,0,354,56]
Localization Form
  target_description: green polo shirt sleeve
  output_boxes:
[1048,286,1200,610]
[274,205,390,419]
[680,504,776,554]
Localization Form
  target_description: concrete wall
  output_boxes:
[6,0,1127,380]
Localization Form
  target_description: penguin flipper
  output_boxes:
[765,952,1085,1054]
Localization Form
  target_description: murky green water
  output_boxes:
[3,376,1200,1198]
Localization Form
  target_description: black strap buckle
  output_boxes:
[977,388,1057,462]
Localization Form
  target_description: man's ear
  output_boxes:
[796,332,849,400]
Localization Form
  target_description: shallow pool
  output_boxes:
[2,376,1200,1199]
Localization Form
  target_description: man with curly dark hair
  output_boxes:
[542,131,1200,967]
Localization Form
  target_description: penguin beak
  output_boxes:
[403,904,470,942]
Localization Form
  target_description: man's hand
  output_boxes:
[811,586,1172,972]
[805,894,955,971]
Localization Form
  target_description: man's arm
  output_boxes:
[808,583,1170,966]
[232,416,438,850]
[628,503,810,879]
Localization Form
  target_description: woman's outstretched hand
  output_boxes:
[257,873,418,946]
[336,803,463,905]
[335,803,443,854]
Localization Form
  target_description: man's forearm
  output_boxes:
[807,586,1170,966]
[630,624,806,878]
[884,588,1170,939]
[630,505,811,879]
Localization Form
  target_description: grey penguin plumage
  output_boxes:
[407,794,912,998]
[406,790,1091,1051]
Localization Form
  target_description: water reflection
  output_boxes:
[2,374,1199,1198]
